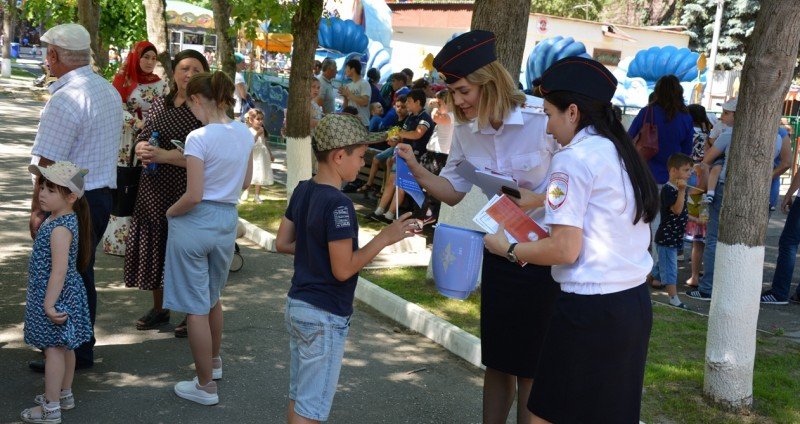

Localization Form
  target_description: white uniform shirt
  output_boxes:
[184,122,254,204]
[544,127,652,295]
[439,96,557,216]
[31,65,123,190]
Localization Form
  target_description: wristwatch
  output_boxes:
[506,242,518,263]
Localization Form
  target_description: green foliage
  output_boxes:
[184,0,295,41]
[22,0,146,51]
[680,0,759,69]
[98,0,147,51]
[531,0,604,20]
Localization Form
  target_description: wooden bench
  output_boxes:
[356,148,389,194]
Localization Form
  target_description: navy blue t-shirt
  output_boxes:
[285,179,359,317]
[402,110,434,156]
[655,183,688,248]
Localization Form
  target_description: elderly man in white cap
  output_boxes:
[28,23,122,372]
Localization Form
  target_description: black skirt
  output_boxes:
[528,283,652,423]
[480,251,560,378]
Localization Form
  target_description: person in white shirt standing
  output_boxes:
[28,23,123,372]
[484,56,659,423]
[396,30,561,424]
[339,58,371,127]
[163,71,253,405]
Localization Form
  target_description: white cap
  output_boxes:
[41,24,91,51]
[717,97,738,112]
[29,161,89,198]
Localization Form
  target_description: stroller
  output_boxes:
[230,243,244,272]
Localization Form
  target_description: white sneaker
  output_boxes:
[239,191,249,201]
[174,377,218,405]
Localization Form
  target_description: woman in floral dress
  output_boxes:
[103,41,169,256]
[124,50,209,334]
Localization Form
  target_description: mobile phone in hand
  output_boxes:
[501,185,521,199]
[170,139,185,151]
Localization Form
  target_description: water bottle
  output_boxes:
[146,131,159,175]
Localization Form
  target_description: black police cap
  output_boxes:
[433,30,497,84]
[534,56,618,103]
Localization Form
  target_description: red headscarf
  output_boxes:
[112,41,162,103]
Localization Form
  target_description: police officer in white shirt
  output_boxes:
[484,56,659,423]
[396,30,560,424]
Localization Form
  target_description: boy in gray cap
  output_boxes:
[275,114,416,423]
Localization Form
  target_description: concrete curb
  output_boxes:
[238,216,483,369]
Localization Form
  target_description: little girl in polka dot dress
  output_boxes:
[21,162,93,424]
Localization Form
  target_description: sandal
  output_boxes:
[21,405,61,424]
[174,317,188,338]
[136,308,170,330]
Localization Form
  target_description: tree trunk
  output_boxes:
[143,0,172,80]
[704,0,800,410]
[470,0,530,83]
[211,0,235,79]
[77,0,105,69]
[285,0,322,196]
[1,0,16,78]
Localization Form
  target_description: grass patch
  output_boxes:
[361,267,481,337]
[237,184,287,233]
[11,67,36,79]
[641,303,800,423]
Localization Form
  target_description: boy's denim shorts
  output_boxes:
[285,297,350,421]
[651,244,678,285]
[375,146,395,161]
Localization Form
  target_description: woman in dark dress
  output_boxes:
[124,50,209,336]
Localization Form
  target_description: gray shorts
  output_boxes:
[163,201,237,315]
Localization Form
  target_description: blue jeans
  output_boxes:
[770,176,780,208]
[285,297,350,422]
[651,244,678,285]
[75,188,112,365]
[770,196,800,299]
[699,182,724,295]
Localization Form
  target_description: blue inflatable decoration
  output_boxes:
[431,224,485,300]
[318,17,369,57]
[627,46,699,83]
[366,40,392,84]
[525,36,590,91]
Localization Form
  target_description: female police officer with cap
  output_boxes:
[484,56,658,423]
[396,30,560,424]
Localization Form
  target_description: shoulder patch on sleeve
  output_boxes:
[547,172,569,210]
[332,205,352,229]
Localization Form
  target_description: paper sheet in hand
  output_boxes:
[473,194,549,244]
[454,160,519,196]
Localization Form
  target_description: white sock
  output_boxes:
[374,207,385,215]
[60,388,72,396]
[44,401,60,411]
[707,190,715,197]
[669,295,682,306]
[384,211,395,220]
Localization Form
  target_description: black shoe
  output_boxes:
[28,359,45,373]
[136,308,171,330]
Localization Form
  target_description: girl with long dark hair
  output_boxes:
[485,56,658,423]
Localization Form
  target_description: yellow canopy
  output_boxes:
[255,33,293,53]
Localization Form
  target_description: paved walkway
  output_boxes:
[0,80,487,423]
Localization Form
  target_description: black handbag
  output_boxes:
[112,142,142,217]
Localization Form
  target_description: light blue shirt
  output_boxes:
[32,65,123,190]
